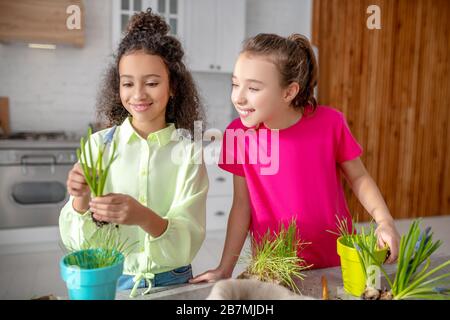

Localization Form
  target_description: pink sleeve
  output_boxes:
[336,113,363,163]
[218,125,245,177]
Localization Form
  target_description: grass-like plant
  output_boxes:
[365,219,450,300]
[76,127,117,226]
[64,223,138,269]
[238,218,312,293]
[352,223,387,279]
[328,214,387,296]
[327,213,356,247]
[64,248,123,269]
[76,127,117,198]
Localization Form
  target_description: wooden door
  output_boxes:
[312,0,450,221]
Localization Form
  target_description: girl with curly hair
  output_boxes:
[59,9,208,297]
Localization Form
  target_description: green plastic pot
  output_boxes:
[337,236,388,297]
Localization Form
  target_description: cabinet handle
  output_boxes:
[216,65,221,70]
[215,177,225,182]
[215,211,225,216]
[209,64,214,69]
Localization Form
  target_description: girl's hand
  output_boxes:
[375,220,400,264]
[67,163,90,198]
[189,268,231,284]
[89,193,148,226]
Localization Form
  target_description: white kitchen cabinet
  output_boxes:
[206,196,231,231]
[112,0,246,73]
[112,0,184,49]
[207,163,233,196]
[206,164,233,231]
[183,0,246,73]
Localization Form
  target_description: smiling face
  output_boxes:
[119,50,171,136]
[231,53,294,128]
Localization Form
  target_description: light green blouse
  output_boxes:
[59,117,208,294]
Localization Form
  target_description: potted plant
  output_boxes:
[238,219,312,293]
[60,225,137,300]
[60,127,136,300]
[359,219,450,300]
[329,215,388,297]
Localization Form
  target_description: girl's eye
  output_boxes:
[231,83,239,88]
[249,87,260,92]
[122,83,132,87]
[146,83,158,87]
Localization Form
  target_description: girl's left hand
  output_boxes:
[375,220,401,264]
[89,193,148,226]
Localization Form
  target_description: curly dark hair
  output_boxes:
[96,8,205,136]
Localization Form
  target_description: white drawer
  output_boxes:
[206,165,233,196]
[206,196,232,231]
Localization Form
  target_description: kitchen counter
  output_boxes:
[115,253,450,300]
[2,216,449,299]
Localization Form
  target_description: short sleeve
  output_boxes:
[218,122,246,177]
[336,113,363,163]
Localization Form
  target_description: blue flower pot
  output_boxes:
[60,249,124,300]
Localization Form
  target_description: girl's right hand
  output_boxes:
[189,268,231,284]
[67,163,91,198]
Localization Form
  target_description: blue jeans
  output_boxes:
[117,265,193,291]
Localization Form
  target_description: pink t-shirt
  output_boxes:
[219,106,363,269]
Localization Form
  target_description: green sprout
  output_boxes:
[328,215,387,291]
[327,213,356,247]
[64,224,138,269]
[354,219,450,299]
[76,127,117,198]
[352,223,387,279]
[371,220,450,300]
[76,127,118,227]
[239,218,312,293]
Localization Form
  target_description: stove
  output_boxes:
[0,131,81,149]
[0,131,80,229]
[2,131,69,141]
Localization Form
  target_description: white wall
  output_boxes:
[0,0,112,135]
[0,0,312,135]
[247,0,312,38]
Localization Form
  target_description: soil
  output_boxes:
[237,270,287,289]
[361,287,394,300]
[91,213,109,228]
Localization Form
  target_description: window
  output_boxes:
[112,0,183,49]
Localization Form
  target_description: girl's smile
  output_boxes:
[236,107,255,118]
[130,102,153,112]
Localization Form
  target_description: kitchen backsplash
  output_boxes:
[0,0,311,135]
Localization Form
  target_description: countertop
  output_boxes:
[115,253,450,300]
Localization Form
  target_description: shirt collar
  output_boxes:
[120,117,176,147]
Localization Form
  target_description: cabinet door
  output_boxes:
[183,0,217,72]
[215,0,246,73]
[206,196,231,231]
[206,164,233,196]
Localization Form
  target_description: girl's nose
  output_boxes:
[233,89,247,106]
[133,85,147,100]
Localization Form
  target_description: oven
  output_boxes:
[0,139,78,229]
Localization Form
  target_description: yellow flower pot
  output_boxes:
[337,236,388,297]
